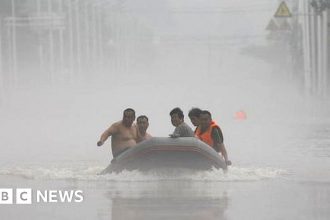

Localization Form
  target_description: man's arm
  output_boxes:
[97,124,118,146]
[170,126,181,138]
[170,123,194,138]
[137,132,152,143]
[211,127,223,147]
[211,127,231,165]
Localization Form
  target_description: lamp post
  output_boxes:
[310,0,329,96]
[0,21,3,104]
[11,0,17,86]
[0,21,2,79]
[310,0,330,13]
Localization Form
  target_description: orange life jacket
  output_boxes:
[195,120,219,147]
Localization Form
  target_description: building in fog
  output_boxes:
[0,0,159,87]
[1,0,330,98]
[298,0,329,97]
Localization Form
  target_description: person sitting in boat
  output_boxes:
[97,108,138,158]
[169,107,195,138]
[188,107,203,133]
[195,110,232,166]
[136,115,152,143]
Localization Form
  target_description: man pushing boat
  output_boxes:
[97,108,138,158]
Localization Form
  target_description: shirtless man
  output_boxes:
[97,108,138,158]
[136,115,152,143]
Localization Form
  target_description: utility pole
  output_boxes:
[301,0,312,96]
[0,21,3,81]
[310,7,317,95]
[11,0,17,86]
[0,21,4,104]
[91,3,98,72]
[309,0,330,97]
[97,4,104,71]
[68,0,75,80]
[36,0,44,76]
[58,0,64,76]
[322,8,328,95]
[75,0,82,75]
[84,0,91,72]
[48,0,55,83]
[317,11,323,96]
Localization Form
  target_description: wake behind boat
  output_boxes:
[100,137,227,174]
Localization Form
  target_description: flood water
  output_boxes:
[1,103,330,220]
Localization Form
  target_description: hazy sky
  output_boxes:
[0,0,322,164]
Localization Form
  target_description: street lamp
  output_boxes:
[310,0,330,13]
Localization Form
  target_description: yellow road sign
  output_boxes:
[274,1,292,17]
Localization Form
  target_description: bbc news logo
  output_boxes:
[0,188,83,204]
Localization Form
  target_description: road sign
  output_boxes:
[266,19,279,31]
[278,19,291,31]
[274,1,292,17]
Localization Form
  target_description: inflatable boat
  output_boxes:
[100,137,227,174]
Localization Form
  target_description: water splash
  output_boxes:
[0,163,286,182]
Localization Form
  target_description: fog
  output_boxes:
[0,0,329,166]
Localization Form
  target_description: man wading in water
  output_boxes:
[97,108,138,158]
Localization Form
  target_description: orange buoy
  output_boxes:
[234,110,247,120]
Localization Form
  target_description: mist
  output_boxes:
[0,0,329,167]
